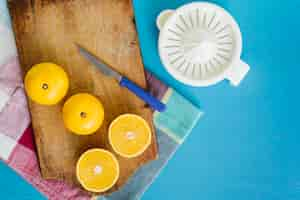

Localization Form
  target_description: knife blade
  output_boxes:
[76,44,166,112]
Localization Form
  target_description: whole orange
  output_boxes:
[24,62,69,105]
[62,93,104,135]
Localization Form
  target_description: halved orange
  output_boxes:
[76,148,119,193]
[109,114,152,158]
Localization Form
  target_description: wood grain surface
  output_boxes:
[8,0,158,194]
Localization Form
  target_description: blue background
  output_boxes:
[1,0,300,199]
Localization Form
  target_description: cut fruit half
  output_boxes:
[76,148,119,193]
[109,114,152,158]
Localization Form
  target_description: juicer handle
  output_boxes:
[156,10,174,30]
[225,60,250,86]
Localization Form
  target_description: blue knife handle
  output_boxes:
[120,77,166,112]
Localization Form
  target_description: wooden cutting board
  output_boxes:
[8,0,158,194]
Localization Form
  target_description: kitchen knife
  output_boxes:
[76,44,166,112]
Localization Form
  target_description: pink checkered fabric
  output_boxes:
[0,56,91,199]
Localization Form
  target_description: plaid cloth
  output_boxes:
[0,2,203,199]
